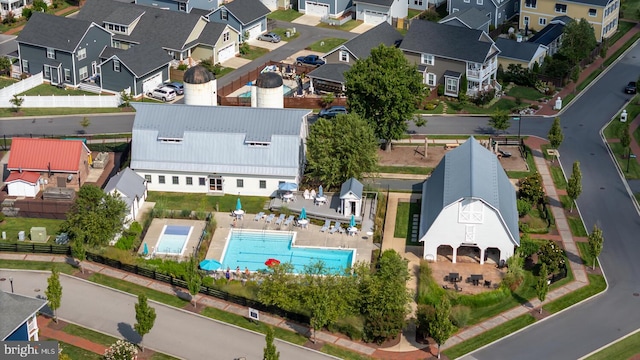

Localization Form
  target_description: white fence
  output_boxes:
[0,72,43,99]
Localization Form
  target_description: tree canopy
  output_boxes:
[588,225,604,270]
[536,263,549,314]
[263,327,280,360]
[134,294,156,352]
[345,44,425,149]
[560,18,597,66]
[306,113,378,189]
[489,110,510,134]
[45,267,62,323]
[566,161,582,212]
[60,184,127,247]
[429,296,455,358]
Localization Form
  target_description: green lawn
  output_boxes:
[543,274,606,313]
[241,46,270,60]
[506,86,545,101]
[267,9,303,21]
[0,76,17,89]
[442,314,536,359]
[215,66,235,78]
[634,124,640,147]
[550,165,567,189]
[577,241,599,268]
[407,9,422,18]
[307,38,348,52]
[271,27,300,41]
[446,98,517,114]
[610,142,640,179]
[0,107,129,118]
[88,273,190,308]
[567,215,588,237]
[316,20,363,32]
[0,259,76,274]
[608,21,636,43]
[147,192,267,214]
[321,344,373,360]
[18,84,98,96]
[378,165,432,175]
[416,101,445,114]
[59,342,102,360]
[621,0,640,21]
[393,201,420,243]
[603,118,629,139]
[0,217,64,242]
[62,323,118,347]
[585,329,640,360]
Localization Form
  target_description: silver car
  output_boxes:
[147,87,176,102]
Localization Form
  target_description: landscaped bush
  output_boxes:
[328,316,364,341]
[471,89,496,106]
[177,64,188,71]
[517,199,532,217]
[415,304,436,339]
[537,241,565,275]
[516,235,540,258]
[417,260,447,306]
[114,234,135,251]
[140,258,190,280]
[437,84,444,97]
[449,305,472,327]
[452,287,510,308]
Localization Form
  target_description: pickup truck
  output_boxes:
[296,55,325,67]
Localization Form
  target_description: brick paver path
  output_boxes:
[38,316,107,355]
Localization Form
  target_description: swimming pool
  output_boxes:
[220,229,355,274]
[155,225,193,256]
[238,85,294,98]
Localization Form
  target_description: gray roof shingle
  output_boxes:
[528,21,567,46]
[103,6,145,25]
[336,22,403,60]
[307,63,351,83]
[401,19,498,63]
[101,44,171,77]
[130,104,311,177]
[17,12,96,52]
[419,138,520,245]
[340,178,363,199]
[222,0,270,25]
[354,0,394,7]
[0,291,47,340]
[495,38,544,61]
[439,8,491,30]
[104,167,146,209]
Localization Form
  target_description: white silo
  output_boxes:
[183,65,217,106]
[253,72,284,108]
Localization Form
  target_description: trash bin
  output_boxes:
[621,109,628,122]
[18,231,25,241]
[286,31,291,38]
[554,97,562,110]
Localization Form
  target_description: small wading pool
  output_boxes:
[220,229,355,274]
[239,85,294,98]
[155,225,193,256]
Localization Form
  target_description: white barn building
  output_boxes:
[130,103,311,197]
[418,138,519,265]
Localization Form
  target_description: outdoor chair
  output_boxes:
[320,220,331,232]
[275,214,286,225]
[283,215,294,227]
[329,222,342,234]
[454,283,462,292]
[484,280,492,288]
[265,214,275,223]
[254,212,265,221]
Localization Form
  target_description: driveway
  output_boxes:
[351,23,376,34]
[291,14,322,26]
[247,38,287,51]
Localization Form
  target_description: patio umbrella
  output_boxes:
[300,207,307,220]
[265,258,281,267]
[279,182,298,191]
[236,198,242,211]
[318,185,323,197]
[199,259,222,271]
[142,243,149,256]
[350,214,356,228]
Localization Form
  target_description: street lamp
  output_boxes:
[627,152,637,173]
[512,116,521,144]
[9,277,13,293]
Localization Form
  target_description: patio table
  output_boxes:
[470,274,483,286]
[282,193,294,202]
[315,196,327,205]
[347,226,358,236]
[448,272,459,283]
[297,219,308,228]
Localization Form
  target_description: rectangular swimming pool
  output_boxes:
[220,229,355,274]
[155,225,193,256]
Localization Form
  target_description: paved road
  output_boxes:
[0,34,17,57]
[462,41,640,360]
[0,270,335,360]
[0,113,135,137]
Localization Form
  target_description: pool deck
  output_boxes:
[205,212,377,267]
[140,218,206,261]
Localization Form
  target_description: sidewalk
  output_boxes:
[38,316,107,355]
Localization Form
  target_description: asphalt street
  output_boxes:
[0,270,336,360]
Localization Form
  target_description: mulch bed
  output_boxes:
[303,340,324,351]
[46,318,68,331]
[182,303,206,314]
[529,308,551,321]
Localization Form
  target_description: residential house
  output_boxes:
[76,0,240,65]
[340,177,363,218]
[104,167,148,223]
[419,138,519,265]
[409,0,445,12]
[400,19,501,97]
[447,0,519,28]
[130,103,311,197]
[207,0,271,42]
[527,15,571,56]
[353,0,407,25]
[307,22,403,93]
[134,0,219,13]
[0,291,47,341]
[6,138,92,197]
[17,12,112,87]
[495,37,547,69]
[262,0,292,11]
[298,0,353,19]
[519,0,619,42]
[439,8,492,32]
[1,0,51,18]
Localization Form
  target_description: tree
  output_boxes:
[537,241,565,276]
[536,263,549,314]
[257,262,300,311]
[263,327,280,360]
[570,66,580,92]
[560,18,597,66]
[489,109,510,134]
[45,267,62,323]
[566,161,582,212]
[80,116,90,131]
[71,235,86,274]
[306,114,378,189]
[0,56,11,76]
[60,185,127,247]
[186,256,202,308]
[621,121,631,161]
[345,44,425,151]
[119,90,133,108]
[519,172,545,205]
[548,117,564,163]
[134,294,156,352]
[429,296,455,359]
[9,94,23,112]
[32,0,48,12]
[587,225,604,270]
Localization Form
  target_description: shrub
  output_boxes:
[517,234,539,258]
[114,234,135,250]
[177,63,188,71]
[328,317,364,341]
[415,304,436,339]
[195,211,207,220]
[437,84,444,97]
[22,8,32,20]
[517,199,532,217]
[449,305,471,327]
[418,9,439,21]
[0,213,5,222]
[104,340,137,360]
[471,89,496,106]
[128,221,142,236]
[181,209,192,218]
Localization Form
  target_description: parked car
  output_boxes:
[625,81,637,94]
[147,87,177,102]
[296,55,325,67]
[258,32,281,43]
[318,106,348,119]
[165,82,184,95]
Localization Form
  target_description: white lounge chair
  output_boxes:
[275,214,286,225]
[329,222,342,234]
[320,220,330,232]
[303,189,310,200]
[254,212,265,221]
[283,215,294,227]
[310,189,316,199]
[265,214,275,223]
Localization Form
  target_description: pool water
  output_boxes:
[155,225,192,255]
[220,229,354,274]
[238,85,294,98]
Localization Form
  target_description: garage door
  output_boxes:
[306,2,329,17]
[142,72,163,94]
[246,24,262,40]
[262,0,277,10]
[364,10,387,25]
[218,44,235,63]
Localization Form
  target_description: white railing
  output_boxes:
[0,72,43,99]
[17,94,121,108]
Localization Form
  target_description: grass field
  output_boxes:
[147,192,267,214]
[393,201,421,243]
[0,76,17,89]
[307,38,348,52]
[577,241,600,269]
[271,27,300,41]
[59,342,102,360]
[0,259,76,274]
[88,273,190,308]
[543,274,606,313]
[0,107,129,118]
[0,217,64,242]
[378,165,432,175]
[267,9,303,21]
[62,323,118,347]
[241,46,270,60]
[585,329,640,360]
[407,9,422,18]
[317,20,363,31]
[446,98,518,114]
[550,165,567,189]
[18,84,97,96]
[610,142,640,179]
[506,86,545,101]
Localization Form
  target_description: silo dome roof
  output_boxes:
[256,72,283,88]
[183,65,215,84]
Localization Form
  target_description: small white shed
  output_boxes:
[5,171,41,198]
[340,177,363,218]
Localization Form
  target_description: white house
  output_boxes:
[340,177,363,218]
[104,167,148,223]
[418,138,519,265]
[353,0,407,25]
[130,103,311,197]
